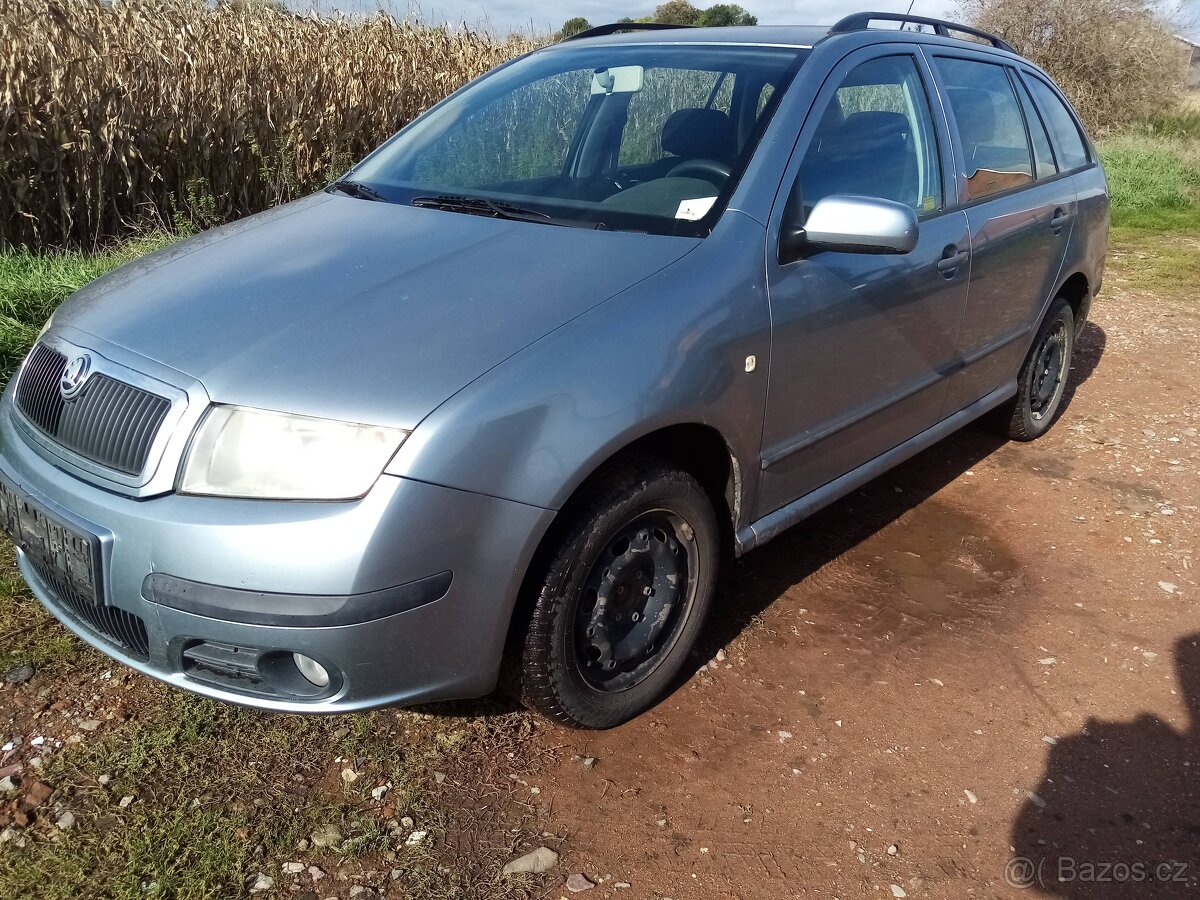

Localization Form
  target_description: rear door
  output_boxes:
[1023,69,1110,322]
[757,46,969,520]
[926,51,1077,413]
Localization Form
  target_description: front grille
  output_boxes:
[15,343,67,434]
[29,558,150,660]
[15,343,171,476]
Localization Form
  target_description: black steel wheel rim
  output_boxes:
[573,509,698,692]
[1030,320,1068,420]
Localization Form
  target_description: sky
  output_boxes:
[298,0,1200,40]
[302,1,954,33]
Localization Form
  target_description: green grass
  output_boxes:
[0,677,502,898]
[0,232,176,376]
[1097,116,1200,302]
[1099,132,1200,231]
[1144,96,1200,141]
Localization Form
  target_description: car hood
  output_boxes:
[54,193,699,429]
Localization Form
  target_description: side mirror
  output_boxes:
[780,194,920,264]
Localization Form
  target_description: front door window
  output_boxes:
[796,54,943,216]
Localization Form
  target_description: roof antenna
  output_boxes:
[902,0,916,32]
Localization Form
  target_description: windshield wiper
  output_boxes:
[411,194,596,229]
[329,179,387,202]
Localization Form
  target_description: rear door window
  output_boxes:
[1024,74,1091,171]
[935,56,1034,200]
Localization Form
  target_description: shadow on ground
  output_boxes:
[1061,320,1106,412]
[1008,634,1200,897]
[685,321,1107,679]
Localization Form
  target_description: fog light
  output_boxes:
[293,653,330,687]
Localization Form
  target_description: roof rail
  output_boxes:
[829,11,1015,53]
[560,22,694,43]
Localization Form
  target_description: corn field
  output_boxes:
[0,0,536,248]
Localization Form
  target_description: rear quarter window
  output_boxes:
[1024,74,1091,171]
[1015,80,1057,179]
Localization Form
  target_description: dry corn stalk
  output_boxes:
[0,0,537,247]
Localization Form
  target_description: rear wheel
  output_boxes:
[520,456,718,729]
[994,298,1075,441]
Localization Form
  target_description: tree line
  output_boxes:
[558,2,756,39]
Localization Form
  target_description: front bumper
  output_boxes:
[0,397,553,712]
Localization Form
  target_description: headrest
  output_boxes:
[948,88,996,142]
[838,110,910,141]
[661,108,735,162]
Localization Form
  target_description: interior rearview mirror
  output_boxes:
[780,194,920,264]
[591,65,645,95]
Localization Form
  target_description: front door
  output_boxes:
[756,47,969,521]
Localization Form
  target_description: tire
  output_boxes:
[520,455,719,729]
[993,298,1075,442]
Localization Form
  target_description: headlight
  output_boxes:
[179,405,408,500]
[36,313,54,341]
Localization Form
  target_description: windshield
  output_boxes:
[347,43,808,236]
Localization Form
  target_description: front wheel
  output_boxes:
[993,298,1075,441]
[520,457,719,729]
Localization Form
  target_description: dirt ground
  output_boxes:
[517,261,1200,898]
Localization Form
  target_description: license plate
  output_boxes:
[0,477,101,605]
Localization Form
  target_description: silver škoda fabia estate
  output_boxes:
[0,13,1108,727]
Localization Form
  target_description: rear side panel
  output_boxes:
[1069,164,1111,326]
[1019,65,1109,330]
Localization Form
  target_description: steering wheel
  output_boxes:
[667,158,732,186]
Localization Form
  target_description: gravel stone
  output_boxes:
[501,846,559,875]
[4,665,33,685]
[310,824,343,849]
[249,874,274,893]
[566,873,596,892]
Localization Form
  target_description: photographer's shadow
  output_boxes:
[1010,634,1200,896]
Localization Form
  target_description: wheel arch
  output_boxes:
[1053,270,1091,338]
[501,422,742,671]
[549,421,742,557]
